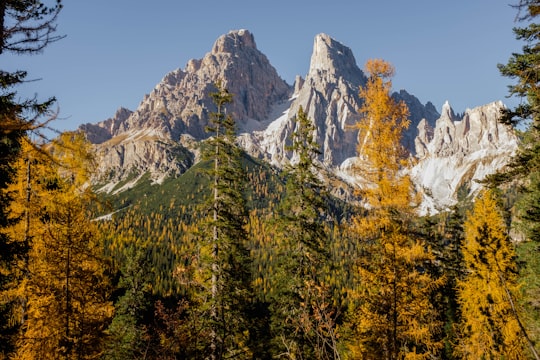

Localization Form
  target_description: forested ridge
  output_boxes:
[2,1,540,359]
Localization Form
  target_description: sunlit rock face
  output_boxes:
[79,31,518,212]
[411,101,518,214]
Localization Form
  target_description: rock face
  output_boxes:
[109,29,290,141]
[80,30,519,211]
[410,101,518,213]
[84,29,291,186]
[79,107,132,144]
[240,34,437,168]
[241,33,367,168]
[393,90,439,154]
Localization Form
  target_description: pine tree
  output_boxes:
[103,244,152,360]
[484,2,540,356]
[348,59,443,360]
[271,106,340,359]
[184,82,253,359]
[456,189,531,359]
[490,0,540,243]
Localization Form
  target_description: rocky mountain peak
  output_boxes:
[244,34,442,170]
[411,100,518,213]
[212,29,257,54]
[440,100,458,122]
[79,30,518,213]
[309,33,363,83]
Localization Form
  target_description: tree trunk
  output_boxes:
[210,115,220,360]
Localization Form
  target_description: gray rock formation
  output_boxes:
[79,107,132,144]
[392,90,439,154]
[410,101,518,213]
[84,29,291,185]
[79,30,518,212]
[242,33,437,170]
[288,33,367,167]
[114,29,291,140]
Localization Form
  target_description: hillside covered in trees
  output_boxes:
[2,1,540,359]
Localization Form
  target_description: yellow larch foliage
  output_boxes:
[456,189,527,359]
[3,133,113,359]
[348,59,443,360]
[354,58,412,211]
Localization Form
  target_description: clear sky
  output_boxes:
[4,0,524,132]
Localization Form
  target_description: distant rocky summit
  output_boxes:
[411,101,517,213]
[79,29,518,211]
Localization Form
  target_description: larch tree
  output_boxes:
[271,106,339,359]
[5,132,112,359]
[456,189,535,360]
[348,59,443,360]
[0,1,63,355]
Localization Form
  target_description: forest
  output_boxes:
[1,1,540,359]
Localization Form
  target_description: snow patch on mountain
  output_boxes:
[410,100,518,214]
[80,30,519,214]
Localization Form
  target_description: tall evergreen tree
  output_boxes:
[455,189,533,359]
[103,244,152,360]
[491,0,540,243]
[271,106,340,359]
[185,82,253,359]
[485,2,540,355]
[348,59,443,360]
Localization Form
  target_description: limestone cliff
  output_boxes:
[80,30,518,212]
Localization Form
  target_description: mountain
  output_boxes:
[80,30,518,211]
[81,29,290,187]
[411,100,518,214]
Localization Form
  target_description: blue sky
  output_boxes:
[4,1,523,132]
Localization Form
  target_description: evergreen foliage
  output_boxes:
[176,82,254,359]
[491,0,540,243]
[270,106,340,359]
[103,244,153,359]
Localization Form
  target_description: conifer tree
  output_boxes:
[187,81,253,359]
[0,2,63,355]
[103,244,152,360]
[271,106,339,359]
[485,2,540,355]
[490,0,540,243]
[456,189,532,359]
[5,132,112,359]
[348,59,443,359]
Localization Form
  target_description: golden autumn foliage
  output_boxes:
[3,133,112,359]
[354,59,411,211]
[348,59,443,360]
[456,189,528,359]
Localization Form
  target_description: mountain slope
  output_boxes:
[80,29,518,212]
